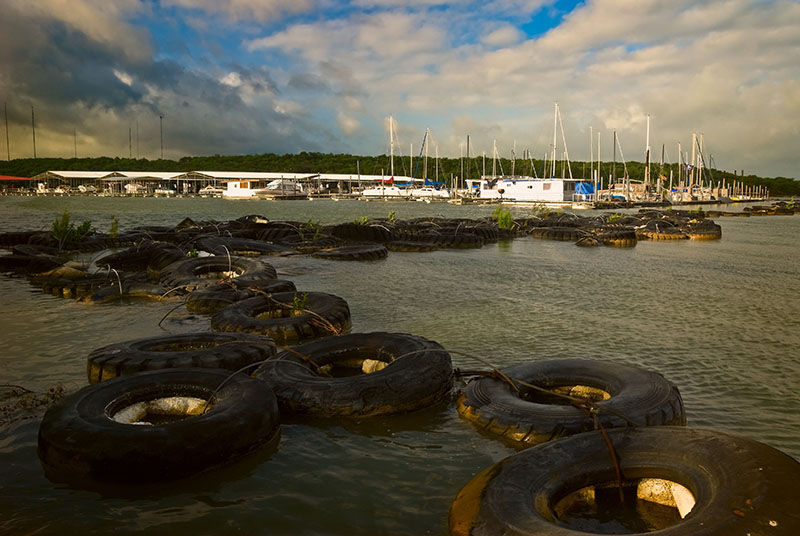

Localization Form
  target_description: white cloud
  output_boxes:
[338,111,362,135]
[220,72,243,87]
[482,25,523,47]
[161,0,313,23]
[113,70,134,86]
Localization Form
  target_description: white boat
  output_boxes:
[361,185,410,198]
[124,183,146,194]
[257,179,306,199]
[409,187,449,200]
[198,185,224,197]
[154,186,177,196]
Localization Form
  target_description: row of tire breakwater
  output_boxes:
[3,204,799,535]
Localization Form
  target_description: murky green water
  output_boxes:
[1,196,798,535]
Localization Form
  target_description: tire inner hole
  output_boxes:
[554,478,695,534]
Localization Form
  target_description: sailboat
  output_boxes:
[408,128,450,200]
[361,115,411,199]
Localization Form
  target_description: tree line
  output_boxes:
[1,152,798,196]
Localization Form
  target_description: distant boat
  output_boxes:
[409,187,449,200]
[361,184,410,198]
[154,186,177,196]
[198,185,224,197]
[257,179,306,200]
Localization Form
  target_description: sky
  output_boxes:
[1,0,798,178]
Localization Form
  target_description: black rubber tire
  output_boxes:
[311,244,389,261]
[185,279,297,315]
[82,280,168,304]
[457,359,685,445]
[277,235,340,253]
[86,332,277,383]
[210,291,352,345]
[530,227,581,241]
[326,222,395,243]
[684,221,722,240]
[159,255,278,292]
[449,426,800,535]
[410,232,483,249]
[145,245,187,277]
[386,241,439,252]
[94,240,173,272]
[38,368,280,483]
[593,228,637,248]
[253,332,453,417]
[193,236,297,256]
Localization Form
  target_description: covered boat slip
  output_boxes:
[26,170,422,197]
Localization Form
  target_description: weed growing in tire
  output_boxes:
[51,210,92,250]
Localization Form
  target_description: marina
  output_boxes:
[0,195,798,535]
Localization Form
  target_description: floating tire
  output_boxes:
[159,255,278,292]
[530,227,580,241]
[326,222,395,243]
[86,332,277,383]
[211,291,352,345]
[193,236,297,256]
[38,368,280,483]
[311,244,389,261]
[386,241,439,253]
[449,426,800,535]
[253,332,453,417]
[594,228,637,248]
[684,221,722,240]
[185,278,296,315]
[457,359,685,445]
[82,280,168,304]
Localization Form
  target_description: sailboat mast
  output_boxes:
[596,131,601,193]
[551,103,558,177]
[492,140,497,178]
[644,114,651,189]
[424,129,429,181]
[511,140,516,177]
[612,130,617,185]
[466,134,470,184]
[389,115,395,177]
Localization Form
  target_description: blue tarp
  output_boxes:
[424,179,446,186]
[575,182,595,194]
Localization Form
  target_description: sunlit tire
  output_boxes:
[81,280,168,304]
[38,368,280,483]
[530,227,580,241]
[253,332,453,417]
[86,332,277,384]
[457,359,685,445]
[210,291,352,345]
[449,426,800,535]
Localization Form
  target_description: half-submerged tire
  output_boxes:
[253,332,453,417]
[457,359,685,445]
[211,291,352,345]
[185,279,296,315]
[449,426,800,535]
[38,368,280,483]
[86,332,277,383]
[311,244,389,261]
[159,255,278,292]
